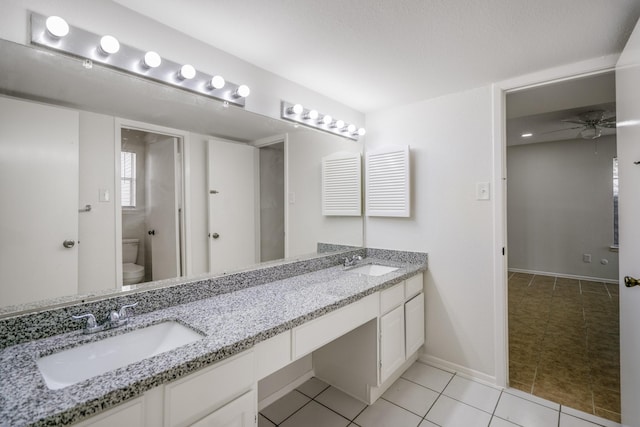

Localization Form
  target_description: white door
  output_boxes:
[616,19,640,426]
[207,139,257,273]
[0,96,79,306]
[146,137,180,281]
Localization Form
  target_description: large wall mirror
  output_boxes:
[0,40,364,315]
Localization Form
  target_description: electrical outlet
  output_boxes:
[583,254,592,263]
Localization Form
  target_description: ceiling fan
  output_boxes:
[553,109,617,139]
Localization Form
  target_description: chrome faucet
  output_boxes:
[343,255,363,268]
[72,302,139,334]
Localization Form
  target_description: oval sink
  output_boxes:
[36,321,204,390]
[346,264,399,276]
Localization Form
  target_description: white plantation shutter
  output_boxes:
[366,145,410,217]
[322,152,362,216]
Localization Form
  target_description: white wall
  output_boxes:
[507,136,618,280]
[365,86,497,380]
[287,131,364,257]
[78,112,117,293]
[0,0,363,127]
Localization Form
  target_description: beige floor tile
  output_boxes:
[508,272,620,424]
[594,408,621,423]
[592,386,620,414]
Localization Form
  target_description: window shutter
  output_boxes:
[365,145,410,217]
[322,152,362,216]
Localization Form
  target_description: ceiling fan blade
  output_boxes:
[561,119,587,125]
[600,123,617,129]
[540,126,583,135]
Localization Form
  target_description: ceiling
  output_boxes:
[506,72,616,146]
[113,0,640,113]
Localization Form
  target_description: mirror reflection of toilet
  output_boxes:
[122,239,145,285]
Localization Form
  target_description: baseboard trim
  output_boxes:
[419,354,498,387]
[508,268,618,285]
[258,370,314,411]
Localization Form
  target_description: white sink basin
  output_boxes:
[37,321,204,390]
[346,264,399,276]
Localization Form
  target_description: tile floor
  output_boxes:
[259,361,621,427]
[507,272,620,422]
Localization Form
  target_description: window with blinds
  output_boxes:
[121,151,137,208]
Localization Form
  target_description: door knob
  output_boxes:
[625,276,640,288]
[210,232,220,239]
[62,240,75,248]
[148,230,156,235]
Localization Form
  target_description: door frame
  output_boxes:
[491,55,619,387]
[251,134,289,259]
[114,118,190,287]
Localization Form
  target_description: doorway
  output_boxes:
[119,127,185,286]
[504,72,620,421]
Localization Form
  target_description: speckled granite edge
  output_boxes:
[317,242,362,253]
[365,247,428,264]
[0,248,367,350]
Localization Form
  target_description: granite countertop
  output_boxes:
[0,257,425,427]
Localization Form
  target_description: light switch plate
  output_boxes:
[476,182,490,200]
[99,188,110,202]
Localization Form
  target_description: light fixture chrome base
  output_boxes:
[30,13,247,107]
[281,101,362,141]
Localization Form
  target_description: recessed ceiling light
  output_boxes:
[521,133,533,138]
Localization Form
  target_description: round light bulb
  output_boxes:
[290,104,304,115]
[335,120,345,129]
[45,16,69,38]
[307,109,319,120]
[235,85,251,98]
[209,75,225,90]
[321,115,332,125]
[347,124,357,133]
[143,51,161,68]
[99,35,120,55]
[179,64,196,80]
[357,128,366,136]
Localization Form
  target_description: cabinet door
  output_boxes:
[380,305,405,383]
[190,390,256,427]
[405,293,425,357]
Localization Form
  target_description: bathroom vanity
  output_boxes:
[0,248,427,426]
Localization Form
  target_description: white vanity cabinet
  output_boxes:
[189,390,256,427]
[74,397,145,427]
[74,351,257,427]
[71,270,425,426]
[404,273,425,357]
[379,284,406,383]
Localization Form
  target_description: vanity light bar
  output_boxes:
[30,13,249,107]
[281,101,365,141]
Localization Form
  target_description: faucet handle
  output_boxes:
[118,302,138,319]
[72,313,102,333]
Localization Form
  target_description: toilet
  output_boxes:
[122,238,145,285]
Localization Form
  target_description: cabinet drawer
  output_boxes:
[164,351,254,427]
[380,283,404,314]
[74,397,144,427]
[190,389,256,427]
[405,273,423,299]
[292,293,378,359]
[255,331,291,380]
